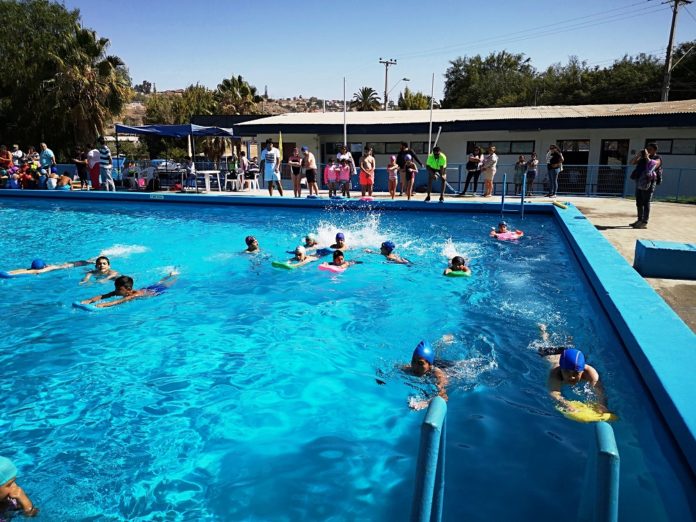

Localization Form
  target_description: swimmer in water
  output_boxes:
[243,236,260,253]
[538,324,607,412]
[320,250,361,270]
[330,232,347,250]
[403,340,449,410]
[286,245,318,268]
[304,233,319,248]
[490,221,522,238]
[80,256,119,284]
[364,241,410,265]
[3,257,91,276]
[0,456,39,518]
[80,272,178,308]
[443,255,470,275]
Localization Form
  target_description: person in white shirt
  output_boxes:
[87,143,101,190]
[260,138,283,196]
[11,145,23,166]
[481,146,498,197]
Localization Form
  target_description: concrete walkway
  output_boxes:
[164,187,696,331]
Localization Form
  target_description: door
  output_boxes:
[598,139,630,195]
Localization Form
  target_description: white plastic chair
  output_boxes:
[243,170,260,191]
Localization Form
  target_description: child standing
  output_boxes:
[338,158,351,198]
[514,155,526,195]
[403,154,418,201]
[324,158,338,197]
[526,152,539,196]
[386,155,399,199]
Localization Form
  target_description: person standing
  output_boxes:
[301,146,319,196]
[0,145,12,170]
[545,144,564,198]
[425,146,447,202]
[526,152,539,196]
[359,146,376,197]
[513,155,526,195]
[38,142,55,172]
[629,143,661,229]
[288,147,303,197]
[260,138,283,196]
[395,142,422,197]
[98,137,114,191]
[87,142,101,190]
[72,146,89,190]
[459,146,482,196]
[11,144,23,166]
[481,145,498,197]
[336,145,357,191]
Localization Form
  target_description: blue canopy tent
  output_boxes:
[114,124,237,190]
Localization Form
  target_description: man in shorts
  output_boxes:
[425,146,447,202]
[260,138,283,196]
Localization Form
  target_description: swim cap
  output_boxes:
[390,155,396,161]
[412,340,434,365]
[305,233,317,243]
[559,349,585,372]
[405,154,412,161]
[50,166,57,174]
[301,146,309,152]
[336,232,345,241]
[295,245,306,255]
[245,236,256,246]
[0,456,17,485]
[452,255,465,266]
[381,241,395,253]
[30,258,46,270]
[498,221,507,228]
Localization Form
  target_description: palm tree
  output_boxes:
[216,75,263,114]
[351,87,381,111]
[47,27,131,146]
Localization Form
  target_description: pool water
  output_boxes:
[0,200,694,521]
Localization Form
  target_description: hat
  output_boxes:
[30,258,46,270]
[0,457,17,486]
[381,241,395,253]
[294,245,306,255]
[335,232,345,241]
[405,154,412,161]
[412,340,434,365]
[559,349,585,372]
[245,235,256,246]
[301,146,309,152]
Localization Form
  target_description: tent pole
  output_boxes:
[115,132,120,186]
[192,134,199,193]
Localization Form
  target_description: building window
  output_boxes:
[409,142,429,154]
[645,139,696,155]
[560,140,591,152]
[323,142,363,156]
[467,141,535,154]
[368,143,385,154]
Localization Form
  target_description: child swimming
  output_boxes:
[2,257,91,276]
[364,241,410,265]
[320,250,361,270]
[80,256,119,284]
[286,245,318,268]
[443,255,470,276]
[79,272,178,309]
[243,236,260,253]
[538,324,607,413]
[403,340,449,410]
[0,456,38,518]
[489,221,523,239]
[330,232,347,250]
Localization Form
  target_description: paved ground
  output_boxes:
[172,187,696,332]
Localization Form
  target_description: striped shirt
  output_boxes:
[98,145,112,166]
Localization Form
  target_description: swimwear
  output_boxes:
[145,283,168,296]
[305,168,317,183]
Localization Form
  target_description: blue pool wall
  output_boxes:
[1,190,695,475]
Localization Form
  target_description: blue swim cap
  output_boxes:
[301,146,309,152]
[0,456,17,485]
[30,258,46,270]
[559,349,585,372]
[381,241,395,253]
[336,232,345,241]
[50,166,57,174]
[412,340,434,365]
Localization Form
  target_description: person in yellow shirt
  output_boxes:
[425,147,447,202]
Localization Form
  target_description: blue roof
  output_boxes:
[114,124,236,138]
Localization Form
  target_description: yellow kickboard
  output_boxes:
[558,401,618,423]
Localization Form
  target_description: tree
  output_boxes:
[398,87,434,110]
[0,0,130,157]
[666,40,696,101]
[134,81,153,94]
[216,74,263,114]
[351,87,381,111]
[441,51,536,108]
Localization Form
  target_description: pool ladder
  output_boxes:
[500,172,529,219]
[409,400,619,522]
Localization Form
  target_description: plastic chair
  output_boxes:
[241,169,260,191]
[223,170,237,191]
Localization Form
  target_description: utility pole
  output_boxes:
[379,58,397,111]
[661,0,691,101]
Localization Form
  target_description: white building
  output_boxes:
[233,100,696,197]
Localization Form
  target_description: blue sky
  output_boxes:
[63,0,696,101]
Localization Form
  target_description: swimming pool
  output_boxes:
[0,198,694,521]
